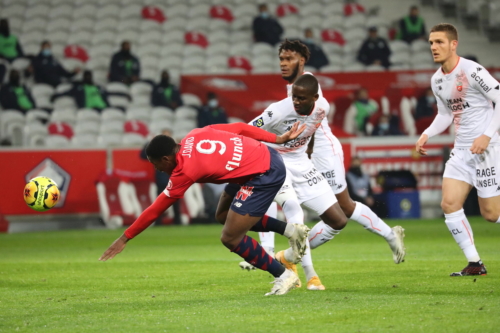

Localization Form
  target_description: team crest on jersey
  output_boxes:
[165,180,173,197]
[253,117,264,127]
[456,81,463,92]
[235,186,254,201]
[313,109,326,121]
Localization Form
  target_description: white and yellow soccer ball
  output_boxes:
[23,176,60,212]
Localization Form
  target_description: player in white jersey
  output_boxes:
[277,40,406,262]
[416,24,500,276]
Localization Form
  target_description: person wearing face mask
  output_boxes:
[371,114,403,136]
[357,26,391,69]
[31,40,80,88]
[252,3,284,46]
[109,41,140,85]
[415,87,437,120]
[346,156,384,216]
[50,70,130,111]
[0,69,36,113]
[151,70,183,109]
[0,19,24,63]
[397,6,426,44]
[301,28,329,70]
[344,88,379,135]
[197,92,228,128]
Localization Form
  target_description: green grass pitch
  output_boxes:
[0,217,499,333]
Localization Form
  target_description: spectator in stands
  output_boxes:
[0,63,6,83]
[346,88,379,135]
[252,4,284,46]
[302,28,329,70]
[371,114,403,136]
[50,70,129,111]
[109,41,140,85]
[0,19,24,63]
[31,40,80,88]
[198,92,228,128]
[346,156,386,217]
[151,70,183,109]
[357,27,391,69]
[0,69,35,113]
[415,87,437,120]
[397,6,426,44]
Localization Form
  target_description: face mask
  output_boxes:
[208,99,218,108]
[349,166,362,177]
[379,123,389,131]
[260,12,269,19]
[426,96,436,104]
[305,38,314,44]
[42,49,51,56]
[10,77,20,86]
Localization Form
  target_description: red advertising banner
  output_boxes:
[181,69,500,123]
[0,149,107,215]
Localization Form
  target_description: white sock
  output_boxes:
[301,239,318,281]
[350,202,394,240]
[308,221,341,249]
[445,209,480,262]
[496,216,500,223]
[284,223,295,238]
[259,203,277,255]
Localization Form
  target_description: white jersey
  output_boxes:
[431,57,500,147]
[249,96,330,162]
[286,72,340,152]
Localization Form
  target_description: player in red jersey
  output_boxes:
[99,122,310,296]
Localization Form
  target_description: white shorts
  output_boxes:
[283,158,337,215]
[443,145,500,198]
[311,148,347,195]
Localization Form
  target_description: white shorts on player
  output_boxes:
[311,137,347,195]
[444,146,500,198]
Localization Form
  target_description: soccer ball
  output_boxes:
[23,176,60,212]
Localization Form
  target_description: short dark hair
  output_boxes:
[279,39,311,62]
[146,135,177,160]
[430,23,458,41]
[294,74,318,95]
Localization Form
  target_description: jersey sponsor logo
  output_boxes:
[267,111,273,118]
[477,67,482,72]
[284,135,311,148]
[234,202,242,208]
[253,117,264,127]
[235,186,254,201]
[182,137,195,158]
[435,78,443,84]
[302,167,325,186]
[312,109,326,121]
[438,86,442,90]
[495,85,499,90]
[470,72,493,93]
[283,119,298,124]
[226,137,244,171]
[446,98,469,111]
[476,167,498,188]
[456,81,463,92]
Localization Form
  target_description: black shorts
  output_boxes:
[224,147,285,217]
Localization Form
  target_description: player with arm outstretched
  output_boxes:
[226,75,350,290]
[416,23,500,276]
[100,122,311,296]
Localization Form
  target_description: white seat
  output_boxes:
[49,4,73,20]
[86,56,109,71]
[74,121,100,135]
[186,17,210,31]
[228,67,247,74]
[343,63,365,72]
[20,31,45,45]
[96,4,121,20]
[2,4,26,18]
[182,55,206,70]
[91,31,116,45]
[71,133,98,146]
[60,59,84,72]
[117,19,141,32]
[389,40,410,53]
[46,18,72,33]
[343,27,366,43]
[174,118,198,131]
[320,64,342,73]
[251,66,276,74]
[299,16,323,30]
[126,107,151,123]
[25,4,51,19]
[25,109,51,124]
[68,31,93,46]
[206,43,230,57]
[119,4,143,20]
[175,105,198,119]
[101,108,126,122]
[73,4,98,19]
[168,3,189,17]
[53,96,77,110]
[160,44,184,58]
[251,43,274,56]
[71,18,95,32]
[93,17,118,32]
[251,55,274,68]
[300,3,323,16]
[365,64,385,72]
[230,16,252,31]
[229,31,252,44]
[141,68,159,82]
[279,15,299,31]
[206,55,228,68]
[208,30,229,44]
[25,122,48,147]
[106,82,130,94]
[343,15,366,30]
[108,96,130,109]
[98,133,123,146]
[45,135,70,147]
[117,30,139,44]
[138,31,162,46]
[100,120,124,134]
[411,40,430,53]
[130,95,151,107]
[162,18,187,32]
[228,116,244,123]
[229,42,251,56]
[181,67,206,75]
[130,82,153,97]
[181,94,202,107]
[159,56,183,69]
[233,4,257,18]
[151,107,175,122]
[1,110,25,139]
[11,58,31,71]
[188,3,210,18]
[140,20,162,33]
[76,108,101,124]
[390,51,411,66]
[324,2,343,16]
[122,132,147,145]
[149,119,174,135]
[89,44,114,59]
[50,109,77,126]
[209,19,230,31]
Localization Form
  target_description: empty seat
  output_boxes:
[45,134,70,147]
[126,107,151,123]
[98,133,123,146]
[122,132,147,145]
[71,133,98,146]
[100,120,125,134]
[76,108,101,124]
[175,106,198,120]
[181,94,202,107]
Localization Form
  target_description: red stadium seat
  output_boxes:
[142,6,166,23]
[210,5,234,22]
[48,121,74,139]
[344,3,365,16]
[185,32,209,49]
[321,29,346,46]
[228,56,252,71]
[124,120,149,137]
[276,3,299,17]
[64,45,89,63]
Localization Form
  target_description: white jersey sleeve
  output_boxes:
[423,77,454,138]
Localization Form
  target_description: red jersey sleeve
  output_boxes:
[163,172,195,199]
[208,123,277,143]
[124,193,177,239]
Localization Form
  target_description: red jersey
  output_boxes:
[164,124,276,199]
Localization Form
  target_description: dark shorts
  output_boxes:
[224,146,286,217]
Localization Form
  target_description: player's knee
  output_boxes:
[480,208,499,223]
[338,199,355,217]
[220,232,238,249]
[215,210,227,225]
[441,199,461,214]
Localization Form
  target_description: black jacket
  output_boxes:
[357,37,391,68]
[252,16,283,46]
[303,40,329,70]
[32,53,75,87]
[0,83,36,112]
[151,83,183,109]
[109,51,140,83]
[197,106,228,128]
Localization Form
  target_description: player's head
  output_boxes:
[429,23,458,64]
[278,39,310,83]
[146,135,179,175]
[291,74,319,115]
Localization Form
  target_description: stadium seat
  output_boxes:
[251,43,274,56]
[168,3,189,17]
[228,116,244,123]
[324,2,343,16]
[0,110,25,145]
[188,3,210,18]
[122,132,147,145]
[210,5,234,22]
[125,107,151,123]
[343,63,365,72]
[389,40,410,53]
[233,3,257,18]
[320,64,342,73]
[343,14,366,29]
[230,16,252,30]
[11,57,31,72]
[208,30,229,44]
[106,82,130,95]
[141,5,166,23]
[186,17,211,31]
[206,55,228,69]
[76,108,101,124]
[91,31,116,46]
[45,134,70,147]
[229,31,252,44]
[49,5,73,20]
[149,119,173,135]
[251,55,274,68]
[46,18,72,33]
[151,106,175,121]
[162,18,187,32]
[25,109,51,125]
[227,67,247,74]
[229,42,251,56]
[68,31,93,46]
[299,16,323,30]
[93,17,118,31]
[64,45,89,63]
[101,108,126,122]
[98,133,123,146]
[120,4,143,20]
[130,82,153,98]
[73,4,98,19]
[2,4,26,18]
[390,51,411,66]
[71,133,98,146]
[180,94,202,107]
[185,31,209,48]
[300,2,323,16]
[182,55,206,71]
[100,119,125,134]
[72,18,95,32]
[140,20,162,33]
[108,96,130,109]
[25,4,51,19]
[74,121,100,135]
[24,122,48,147]
[206,42,230,57]
[276,3,299,17]
[48,121,74,139]
[159,55,183,70]
[86,56,109,72]
[53,96,77,111]
[138,31,162,47]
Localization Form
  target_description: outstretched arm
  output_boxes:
[209,122,305,144]
[99,193,177,261]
